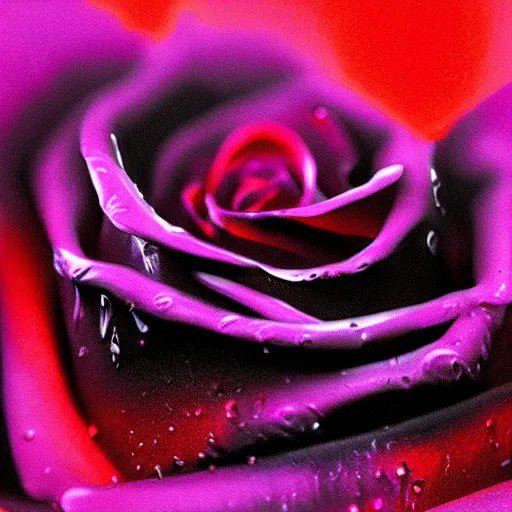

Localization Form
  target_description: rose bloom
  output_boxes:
[1,1,512,512]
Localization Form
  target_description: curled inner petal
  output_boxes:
[205,164,403,243]
[205,122,317,209]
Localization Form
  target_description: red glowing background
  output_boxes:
[87,0,512,140]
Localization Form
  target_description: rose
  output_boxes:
[38,5,446,488]
[1,2,512,512]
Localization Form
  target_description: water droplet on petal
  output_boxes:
[99,294,113,339]
[133,237,160,274]
[430,167,445,214]
[173,456,185,467]
[194,408,203,417]
[73,286,84,324]
[218,315,240,330]
[110,133,125,168]
[427,230,438,255]
[132,311,149,333]
[88,425,99,438]
[443,300,457,312]
[153,293,174,311]
[208,464,216,472]
[313,106,329,121]
[369,498,383,511]
[248,455,257,465]
[155,465,163,479]
[346,505,360,512]
[110,326,121,369]
[299,333,312,347]
[23,429,35,442]
[110,133,124,169]
[105,194,128,217]
[168,426,175,432]
[412,480,425,495]
[495,283,507,298]
[78,346,89,358]
[396,462,409,478]
[225,399,240,420]
[402,376,412,386]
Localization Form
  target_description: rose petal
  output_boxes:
[0,0,143,500]
[81,16,434,280]
[205,122,317,208]
[60,305,508,512]
[195,272,321,323]
[205,164,402,242]
[0,217,122,501]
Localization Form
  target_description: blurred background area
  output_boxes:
[88,0,512,140]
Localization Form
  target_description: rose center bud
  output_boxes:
[221,157,301,213]
[205,122,317,214]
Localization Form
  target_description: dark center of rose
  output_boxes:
[217,156,302,213]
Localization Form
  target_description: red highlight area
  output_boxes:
[0,217,122,497]
[318,0,509,140]
[87,0,185,38]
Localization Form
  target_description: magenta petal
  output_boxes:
[204,122,317,208]
[195,272,321,323]
[205,164,402,240]
[0,0,143,501]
